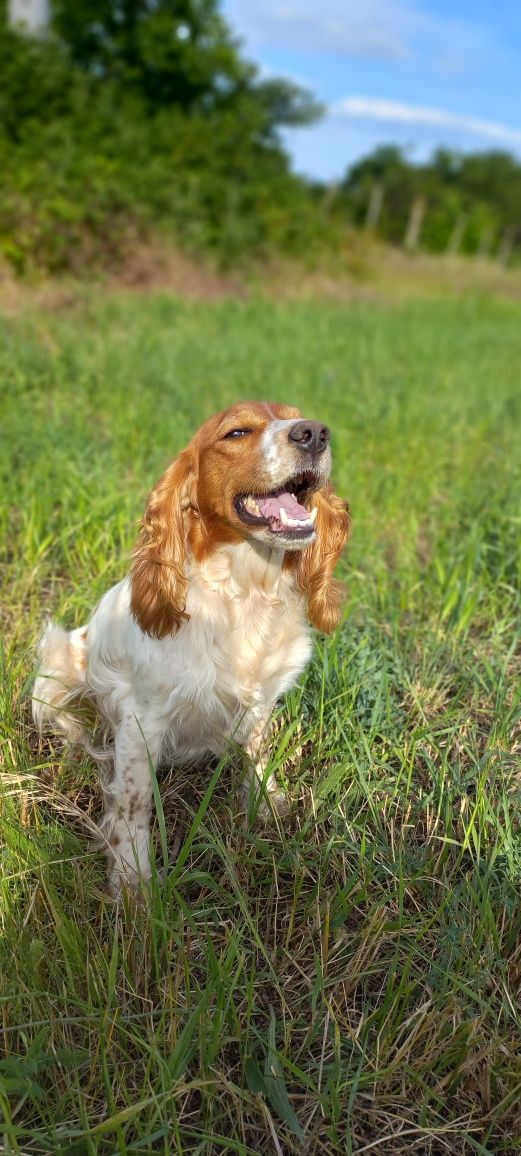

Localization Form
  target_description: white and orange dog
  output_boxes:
[33,402,350,893]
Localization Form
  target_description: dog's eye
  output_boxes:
[223,428,253,439]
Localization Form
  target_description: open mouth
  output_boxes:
[235,470,320,538]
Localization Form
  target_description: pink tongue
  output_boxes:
[257,490,310,522]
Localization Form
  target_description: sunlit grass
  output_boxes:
[1,287,520,1153]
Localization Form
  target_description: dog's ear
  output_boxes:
[291,484,351,633]
[130,449,197,638]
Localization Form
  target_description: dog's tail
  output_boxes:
[32,621,90,744]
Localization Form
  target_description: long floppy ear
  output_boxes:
[130,448,197,638]
[293,484,351,633]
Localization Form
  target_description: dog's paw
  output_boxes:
[107,857,152,900]
[239,779,290,822]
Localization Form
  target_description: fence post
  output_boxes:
[322,181,339,214]
[404,195,426,252]
[497,225,516,268]
[446,215,468,256]
[365,183,384,231]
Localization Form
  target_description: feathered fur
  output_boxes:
[289,484,351,633]
[32,402,350,894]
[130,448,197,638]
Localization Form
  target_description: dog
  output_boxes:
[32,401,350,893]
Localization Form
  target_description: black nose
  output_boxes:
[288,420,330,455]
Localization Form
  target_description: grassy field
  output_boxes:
[1,284,520,1154]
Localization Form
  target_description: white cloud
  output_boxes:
[331,97,521,147]
[225,0,474,64]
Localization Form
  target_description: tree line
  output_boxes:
[339,145,521,263]
[0,0,519,273]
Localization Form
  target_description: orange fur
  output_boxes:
[130,448,197,638]
[130,401,349,639]
[287,484,351,633]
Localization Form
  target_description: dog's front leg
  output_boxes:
[241,714,289,817]
[101,705,164,895]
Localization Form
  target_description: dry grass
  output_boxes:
[2,235,521,318]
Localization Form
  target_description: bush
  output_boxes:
[0,2,336,273]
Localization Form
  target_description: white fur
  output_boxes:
[261,419,300,483]
[261,419,331,491]
[32,541,312,893]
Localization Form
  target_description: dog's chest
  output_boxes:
[190,546,311,710]
[216,587,308,705]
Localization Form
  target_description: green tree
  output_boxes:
[50,0,321,131]
[0,0,326,271]
[340,146,419,242]
[340,144,520,257]
[51,0,246,110]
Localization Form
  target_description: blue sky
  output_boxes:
[223,0,521,180]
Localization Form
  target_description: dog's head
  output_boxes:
[131,402,351,637]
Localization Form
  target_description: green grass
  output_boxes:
[1,286,520,1154]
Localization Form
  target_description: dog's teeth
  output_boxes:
[279,506,318,530]
[281,509,301,528]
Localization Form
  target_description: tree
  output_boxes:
[340,146,419,242]
[0,0,326,271]
[50,0,321,131]
[51,0,244,110]
[339,144,521,257]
